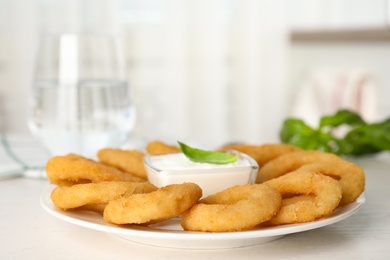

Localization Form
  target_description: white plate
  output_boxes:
[40,187,365,249]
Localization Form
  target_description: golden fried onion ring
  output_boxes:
[145,140,181,155]
[103,183,202,225]
[180,184,282,232]
[257,150,365,206]
[46,154,145,186]
[256,150,343,183]
[297,162,365,206]
[97,148,147,179]
[50,181,157,211]
[264,170,342,225]
[220,143,301,168]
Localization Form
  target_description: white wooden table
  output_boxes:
[1,150,389,259]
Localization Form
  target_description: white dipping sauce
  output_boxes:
[144,152,258,198]
[150,153,251,171]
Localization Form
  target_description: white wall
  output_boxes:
[0,0,36,134]
[2,0,390,144]
[288,40,390,122]
[286,0,390,125]
[0,0,120,135]
[0,0,290,148]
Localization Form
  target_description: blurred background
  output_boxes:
[1,0,390,149]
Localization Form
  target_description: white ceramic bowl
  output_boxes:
[144,151,259,198]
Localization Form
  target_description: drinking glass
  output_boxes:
[28,33,136,159]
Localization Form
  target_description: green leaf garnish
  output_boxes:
[178,141,239,164]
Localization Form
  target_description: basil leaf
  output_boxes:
[280,118,319,149]
[343,119,390,155]
[319,109,365,129]
[280,118,344,154]
[279,109,390,156]
[317,131,344,154]
[178,141,239,164]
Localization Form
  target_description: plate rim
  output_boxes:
[40,186,365,242]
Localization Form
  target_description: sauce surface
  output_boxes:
[150,153,251,171]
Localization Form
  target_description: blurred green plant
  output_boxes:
[280,109,390,156]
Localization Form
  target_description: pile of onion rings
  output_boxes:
[46,140,365,232]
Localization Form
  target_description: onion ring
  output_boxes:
[180,184,282,232]
[263,170,342,225]
[97,148,147,179]
[256,150,345,183]
[220,143,301,168]
[297,162,365,206]
[50,181,157,211]
[103,182,202,225]
[46,154,145,186]
[145,140,180,155]
[78,204,107,213]
[256,150,365,205]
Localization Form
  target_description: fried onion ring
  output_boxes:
[180,184,282,232]
[145,140,180,155]
[50,181,157,211]
[256,150,365,205]
[97,148,147,179]
[46,154,145,186]
[256,150,344,183]
[263,170,342,225]
[297,162,365,206]
[103,182,202,225]
[220,143,301,168]
[78,204,107,213]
